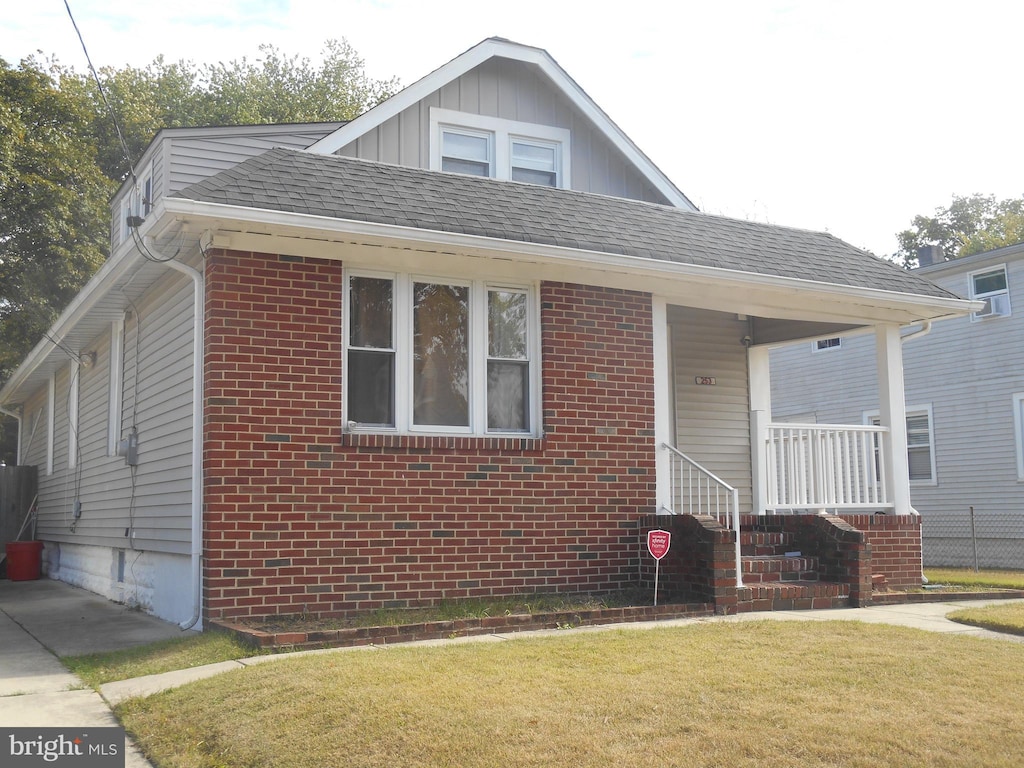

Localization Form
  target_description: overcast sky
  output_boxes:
[4,0,1022,259]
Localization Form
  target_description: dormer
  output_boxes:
[309,38,695,208]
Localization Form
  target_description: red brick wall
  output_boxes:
[839,514,923,589]
[202,250,657,622]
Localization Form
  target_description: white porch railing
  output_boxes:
[662,444,743,587]
[765,423,893,512]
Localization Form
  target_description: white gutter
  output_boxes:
[161,197,979,320]
[149,240,205,631]
[900,320,932,344]
[0,405,21,465]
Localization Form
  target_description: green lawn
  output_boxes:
[63,632,260,689]
[947,602,1024,636]
[117,620,1024,768]
[924,568,1024,590]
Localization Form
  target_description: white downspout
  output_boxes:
[154,246,205,631]
[0,405,22,465]
[900,320,932,345]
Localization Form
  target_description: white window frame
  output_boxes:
[429,108,571,188]
[811,337,842,352]
[68,361,79,469]
[46,374,55,476]
[865,403,937,486]
[344,269,541,437]
[108,317,125,456]
[969,264,1011,321]
[1014,393,1024,481]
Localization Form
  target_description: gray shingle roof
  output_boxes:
[174,147,959,301]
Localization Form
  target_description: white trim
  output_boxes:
[158,197,979,321]
[46,374,55,476]
[429,108,571,187]
[1014,392,1024,481]
[306,38,693,208]
[968,263,1011,321]
[67,361,79,469]
[343,269,540,437]
[652,296,671,512]
[108,317,124,456]
[864,402,937,486]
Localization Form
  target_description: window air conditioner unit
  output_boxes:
[973,293,1010,319]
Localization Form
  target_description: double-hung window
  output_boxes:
[970,265,1010,320]
[430,108,570,188]
[867,405,936,484]
[345,272,537,435]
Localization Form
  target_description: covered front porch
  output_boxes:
[649,301,927,608]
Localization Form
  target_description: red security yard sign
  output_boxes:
[647,530,671,561]
[647,530,671,606]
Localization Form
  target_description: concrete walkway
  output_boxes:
[2,578,1023,764]
[0,579,190,767]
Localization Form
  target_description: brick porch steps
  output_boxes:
[742,554,820,583]
[735,580,851,612]
[736,525,851,612]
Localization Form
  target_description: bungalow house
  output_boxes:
[0,39,976,627]
[770,242,1024,569]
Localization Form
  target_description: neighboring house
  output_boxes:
[0,38,975,626]
[771,242,1024,569]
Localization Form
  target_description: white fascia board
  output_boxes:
[0,233,145,406]
[162,196,978,322]
[306,39,694,210]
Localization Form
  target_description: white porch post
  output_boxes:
[748,345,771,516]
[652,296,672,514]
[876,324,912,515]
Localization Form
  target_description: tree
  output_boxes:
[68,39,400,182]
[0,40,398,461]
[896,194,1024,267]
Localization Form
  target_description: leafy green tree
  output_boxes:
[69,39,399,182]
[0,56,112,376]
[897,194,1024,267]
[0,40,398,460]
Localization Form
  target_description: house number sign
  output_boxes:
[694,376,716,385]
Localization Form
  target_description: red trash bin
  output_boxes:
[5,541,44,581]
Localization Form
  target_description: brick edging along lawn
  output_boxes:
[209,589,1024,650]
[210,602,715,650]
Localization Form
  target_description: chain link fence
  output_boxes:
[922,510,1024,570]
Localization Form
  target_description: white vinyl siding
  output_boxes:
[667,305,752,512]
[111,124,340,251]
[770,251,1024,567]
[30,273,197,554]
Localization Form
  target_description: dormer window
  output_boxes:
[441,128,492,177]
[430,108,570,188]
[970,265,1010,320]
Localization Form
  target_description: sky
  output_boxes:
[3,0,1022,259]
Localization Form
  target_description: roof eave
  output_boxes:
[161,196,979,324]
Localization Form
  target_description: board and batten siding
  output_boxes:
[336,57,671,204]
[29,272,196,555]
[668,305,753,513]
